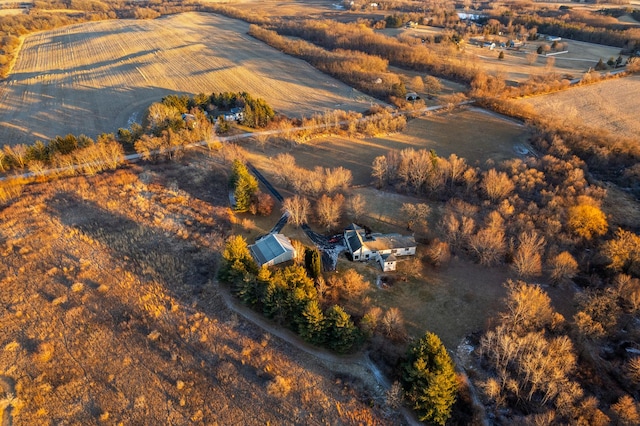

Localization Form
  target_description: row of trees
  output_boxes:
[218,235,361,353]
[269,18,480,84]
[0,133,124,176]
[248,25,407,103]
[270,153,353,196]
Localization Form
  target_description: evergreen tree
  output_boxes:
[325,305,359,353]
[230,159,258,212]
[304,247,322,280]
[218,235,258,283]
[299,300,327,344]
[402,332,458,425]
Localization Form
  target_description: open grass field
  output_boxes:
[0,154,393,424]
[518,74,640,142]
[247,108,532,187]
[0,12,377,145]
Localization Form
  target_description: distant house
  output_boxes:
[181,113,197,129]
[406,92,421,101]
[215,107,245,122]
[344,224,416,271]
[250,233,296,267]
[483,41,496,50]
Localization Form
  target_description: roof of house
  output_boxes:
[345,224,365,252]
[380,253,397,262]
[250,233,294,266]
[344,224,415,254]
[367,233,416,251]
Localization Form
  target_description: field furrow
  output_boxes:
[0,12,376,145]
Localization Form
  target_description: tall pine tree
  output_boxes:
[299,300,326,344]
[325,305,359,353]
[230,159,258,212]
[402,332,458,425]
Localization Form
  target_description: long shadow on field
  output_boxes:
[45,191,267,374]
[43,191,276,423]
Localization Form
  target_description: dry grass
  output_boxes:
[0,152,392,424]
[0,12,377,145]
[245,108,532,189]
[518,74,640,141]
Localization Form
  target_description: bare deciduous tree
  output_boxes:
[482,168,515,201]
[423,75,442,98]
[427,239,451,267]
[611,395,640,426]
[511,231,546,278]
[315,193,344,231]
[410,75,424,93]
[283,195,310,227]
[372,155,388,188]
[401,203,430,232]
[381,307,406,341]
[548,251,578,286]
[346,193,366,222]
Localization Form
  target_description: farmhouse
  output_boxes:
[249,233,296,267]
[344,224,416,271]
[215,107,244,122]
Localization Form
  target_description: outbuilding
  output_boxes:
[249,233,296,267]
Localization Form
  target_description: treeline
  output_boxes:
[0,133,123,177]
[218,236,362,353]
[248,25,406,103]
[268,19,480,85]
[510,15,640,51]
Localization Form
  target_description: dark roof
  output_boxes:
[347,232,363,252]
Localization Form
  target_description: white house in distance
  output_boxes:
[249,233,296,267]
[344,224,416,272]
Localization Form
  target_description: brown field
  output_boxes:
[518,74,640,141]
[0,154,395,424]
[0,8,26,15]
[0,12,377,145]
[247,108,532,187]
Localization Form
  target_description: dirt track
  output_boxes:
[0,12,376,145]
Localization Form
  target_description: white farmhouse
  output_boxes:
[250,233,296,267]
[344,224,416,271]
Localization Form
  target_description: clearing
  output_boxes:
[246,107,532,188]
[517,74,640,142]
[0,12,377,145]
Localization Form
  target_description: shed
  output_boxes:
[250,234,296,267]
[378,253,397,272]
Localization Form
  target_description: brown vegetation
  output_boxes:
[0,153,393,424]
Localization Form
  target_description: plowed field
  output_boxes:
[518,74,640,141]
[0,12,375,145]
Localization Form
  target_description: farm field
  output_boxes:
[518,74,640,141]
[0,155,394,424]
[0,12,377,145]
